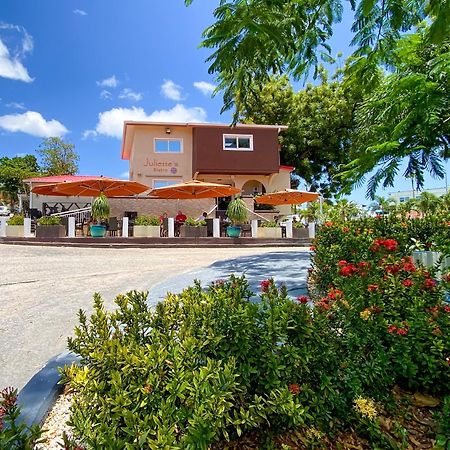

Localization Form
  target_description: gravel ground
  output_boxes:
[0,244,306,390]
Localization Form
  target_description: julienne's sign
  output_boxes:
[143,158,179,174]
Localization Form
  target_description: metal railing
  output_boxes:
[51,206,91,224]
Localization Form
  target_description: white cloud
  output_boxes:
[119,171,129,179]
[73,9,87,16]
[161,79,183,101]
[0,111,68,137]
[6,101,25,109]
[193,81,216,96]
[85,105,207,139]
[0,23,34,82]
[82,129,97,140]
[97,75,118,88]
[119,88,143,102]
[100,90,112,100]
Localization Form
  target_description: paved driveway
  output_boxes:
[0,244,310,390]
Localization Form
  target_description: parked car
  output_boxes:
[0,204,10,216]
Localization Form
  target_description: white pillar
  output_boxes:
[24,218,32,237]
[0,218,6,237]
[308,221,316,239]
[122,217,129,238]
[68,217,76,238]
[286,220,293,238]
[213,218,220,238]
[251,219,258,238]
[168,218,175,238]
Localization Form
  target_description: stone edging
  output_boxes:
[17,351,81,427]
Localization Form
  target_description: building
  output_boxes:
[389,187,448,204]
[27,122,293,220]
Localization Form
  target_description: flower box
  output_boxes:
[35,224,66,238]
[257,227,282,239]
[180,225,207,238]
[133,225,160,238]
[292,227,309,239]
[5,225,24,237]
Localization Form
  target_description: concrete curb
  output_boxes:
[17,351,81,427]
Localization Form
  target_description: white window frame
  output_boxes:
[152,179,180,189]
[223,134,253,151]
[154,138,183,154]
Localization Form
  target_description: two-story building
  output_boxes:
[118,121,292,217]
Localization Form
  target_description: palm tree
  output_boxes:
[416,192,440,217]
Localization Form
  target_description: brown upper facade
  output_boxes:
[121,122,288,188]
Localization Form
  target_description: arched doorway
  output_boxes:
[242,180,266,196]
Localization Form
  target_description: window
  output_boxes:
[223,134,253,151]
[154,138,182,153]
[152,179,179,189]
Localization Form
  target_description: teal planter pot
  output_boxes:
[90,225,106,237]
[226,226,241,237]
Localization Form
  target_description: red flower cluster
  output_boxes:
[297,295,309,304]
[387,324,409,335]
[442,273,450,283]
[260,279,271,293]
[385,264,401,275]
[288,383,301,395]
[310,245,316,252]
[316,298,331,310]
[444,305,450,313]
[324,221,333,227]
[423,278,436,290]
[339,263,358,277]
[327,288,343,300]
[367,284,379,292]
[342,226,349,233]
[402,257,416,273]
[402,279,414,287]
[370,238,398,252]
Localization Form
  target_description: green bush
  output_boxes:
[184,217,206,226]
[134,215,159,226]
[260,220,278,228]
[37,215,61,226]
[7,215,24,226]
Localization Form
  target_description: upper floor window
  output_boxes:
[223,134,253,151]
[154,138,182,153]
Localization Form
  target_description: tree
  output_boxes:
[0,155,40,207]
[185,0,448,121]
[36,137,79,176]
[340,26,449,198]
[241,71,360,197]
[416,191,441,216]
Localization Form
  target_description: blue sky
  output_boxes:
[0,1,448,205]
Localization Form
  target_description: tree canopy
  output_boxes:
[0,155,40,206]
[36,137,79,176]
[240,71,360,197]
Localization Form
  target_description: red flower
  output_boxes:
[402,279,414,287]
[386,264,401,275]
[339,264,358,277]
[310,245,316,252]
[324,221,333,227]
[444,305,450,313]
[288,383,301,395]
[442,273,450,282]
[396,327,408,335]
[260,280,271,293]
[358,261,370,269]
[338,260,348,266]
[327,289,343,300]
[423,278,436,290]
[432,327,442,336]
[387,325,397,334]
[316,300,331,310]
[371,306,382,314]
[297,295,309,304]
[368,284,379,292]
[342,226,349,233]
[383,239,398,251]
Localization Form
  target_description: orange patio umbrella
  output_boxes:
[32,176,150,197]
[149,179,241,199]
[255,189,319,206]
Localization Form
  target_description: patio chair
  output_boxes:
[241,223,252,237]
[107,217,119,236]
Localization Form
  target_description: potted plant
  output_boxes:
[292,220,309,239]
[6,214,24,237]
[35,215,65,238]
[258,220,282,238]
[180,217,207,238]
[226,198,248,237]
[90,194,110,238]
[133,215,161,237]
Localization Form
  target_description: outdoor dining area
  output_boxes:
[0,176,319,242]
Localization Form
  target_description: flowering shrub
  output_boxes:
[0,387,43,448]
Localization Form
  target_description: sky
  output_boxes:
[0,1,448,206]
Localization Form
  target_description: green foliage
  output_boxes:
[36,137,79,176]
[90,194,110,223]
[134,215,160,226]
[0,387,43,449]
[37,215,62,226]
[184,0,447,122]
[6,215,24,226]
[341,26,450,198]
[241,73,360,197]
[0,155,39,206]
[261,220,278,228]
[226,198,248,225]
[184,217,206,226]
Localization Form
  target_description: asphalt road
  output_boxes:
[0,244,309,390]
